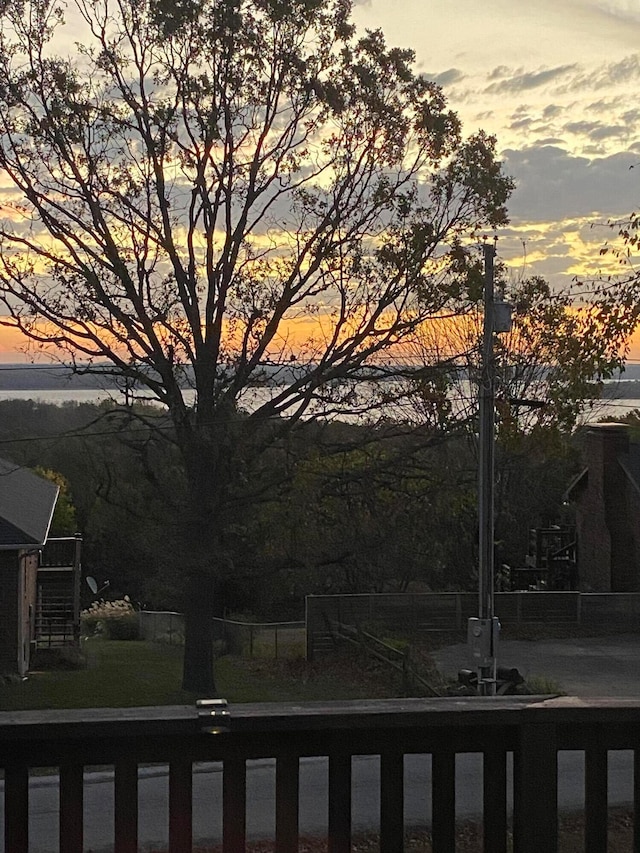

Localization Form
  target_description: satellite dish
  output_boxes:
[86,577,110,595]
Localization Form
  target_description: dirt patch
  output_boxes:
[148,807,635,852]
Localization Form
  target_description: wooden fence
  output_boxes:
[138,611,305,658]
[306,592,640,659]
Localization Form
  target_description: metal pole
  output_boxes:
[477,240,498,695]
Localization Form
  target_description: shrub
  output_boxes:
[81,597,139,640]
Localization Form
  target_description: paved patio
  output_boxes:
[432,633,640,696]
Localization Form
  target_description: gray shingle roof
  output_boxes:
[0,459,59,550]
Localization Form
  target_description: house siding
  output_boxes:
[0,551,19,674]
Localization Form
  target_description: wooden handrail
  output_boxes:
[2,696,640,852]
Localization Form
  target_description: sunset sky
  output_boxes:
[1,0,640,360]
[353,0,640,359]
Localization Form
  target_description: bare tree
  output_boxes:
[0,0,513,692]
[403,265,640,436]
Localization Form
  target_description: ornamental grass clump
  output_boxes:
[81,597,139,640]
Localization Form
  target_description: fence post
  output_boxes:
[402,646,411,696]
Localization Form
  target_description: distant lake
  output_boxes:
[0,386,638,424]
[0,388,122,405]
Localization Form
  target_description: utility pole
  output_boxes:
[468,239,502,696]
[479,240,496,631]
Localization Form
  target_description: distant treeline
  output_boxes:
[0,362,425,391]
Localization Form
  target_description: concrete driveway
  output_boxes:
[432,633,640,696]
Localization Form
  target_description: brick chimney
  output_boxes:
[579,423,634,590]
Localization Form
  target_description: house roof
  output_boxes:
[0,459,59,550]
[564,424,640,503]
[563,467,588,502]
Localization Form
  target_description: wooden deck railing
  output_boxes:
[2,695,640,852]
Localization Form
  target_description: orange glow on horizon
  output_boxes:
[0,314,639,371]
[626,325,640,365]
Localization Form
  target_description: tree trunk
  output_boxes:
[182,600,216,695]
[178,412,234,695]
[181,551,219,695]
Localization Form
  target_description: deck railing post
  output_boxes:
[585,738,608,853]
[4,764,29,853]
[380,750,404,852]
[60,763,84,853]
[114,760,138,853]
[223,758,246,852]
[432,750,456,853]
[275,755,299,852]
[513,722,558,853]
[483,746,508,853]
[169,760,192,853]
[328,752,352,853]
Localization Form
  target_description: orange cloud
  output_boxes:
[0,324,45,362]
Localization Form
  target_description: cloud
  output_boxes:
[537,137,566,145]
[509,117,535,130]
[502,145,640,222]
[424,68,465,87]
[562,54,640,92]
[589,1,640,26]
[488,65,512,81]
[564,120,603,135]
[589,124,629,141]
[587,96,627,115]
[485,65,578,94]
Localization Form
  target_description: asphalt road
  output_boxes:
[432,633,640,696]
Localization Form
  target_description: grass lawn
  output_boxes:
[0,639,405,710]
[0,640,192,710]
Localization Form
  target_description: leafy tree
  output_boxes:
[0,0,513,692]
[34,466,77,535]
[257,425,481,598]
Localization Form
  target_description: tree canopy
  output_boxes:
[0,0,514,691]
